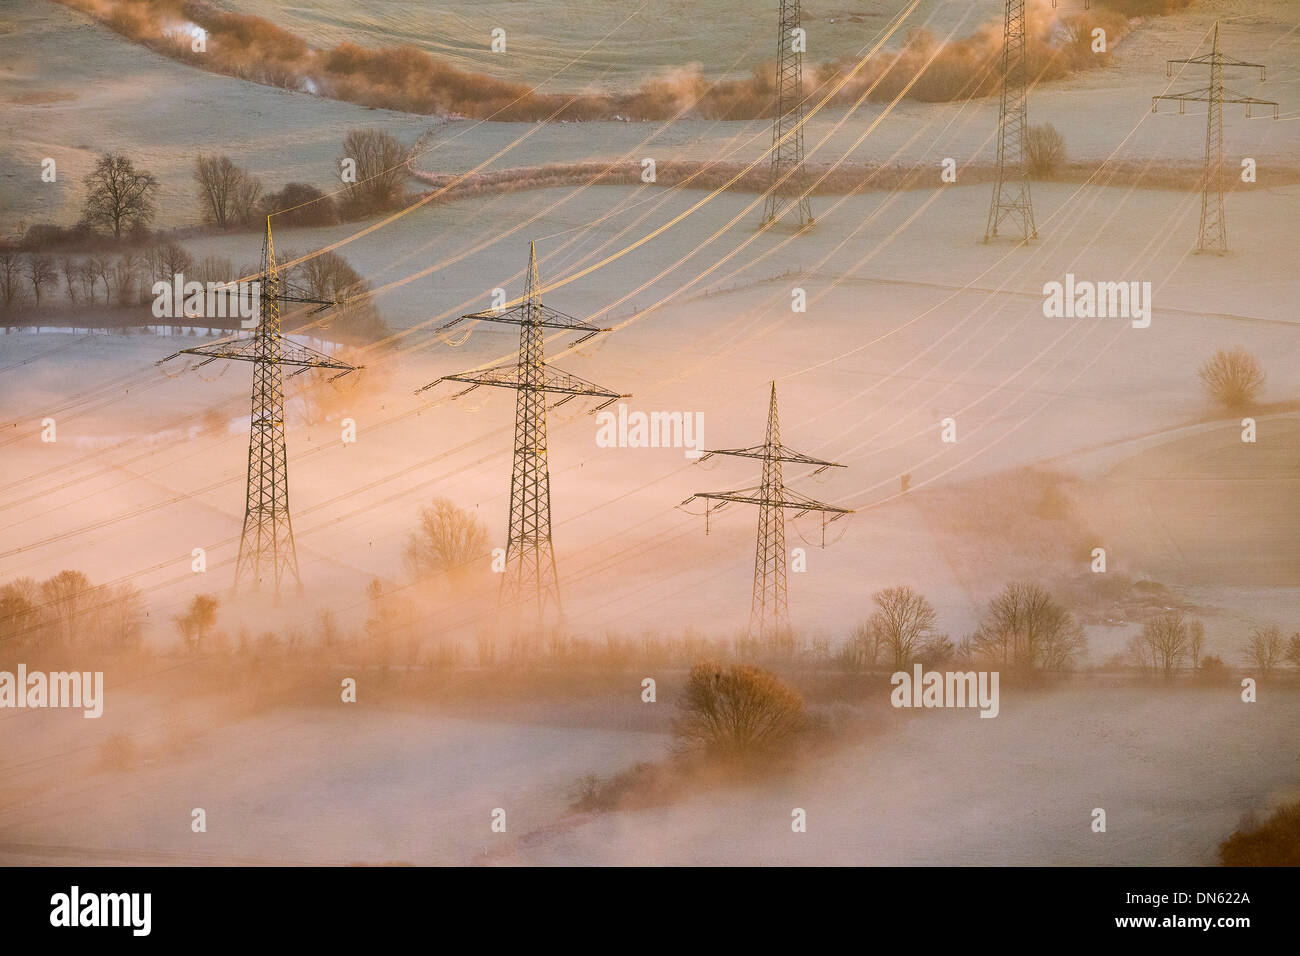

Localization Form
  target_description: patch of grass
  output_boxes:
[1220,799,1300,866]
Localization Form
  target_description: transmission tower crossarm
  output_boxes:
[175,337,359,373]
[1155,88,1277,108]
[688,490,852,515]
[699,443,845,470]
[422,362,625,402]
[456,303,610,337]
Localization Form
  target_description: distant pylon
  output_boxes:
[984,0,1037,243]
[162,219,359,593]
[422,243,625,631]
[761,0,814,229]
[1152,22,1277,255]
[684,383,851,642]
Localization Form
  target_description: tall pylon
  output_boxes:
[761,0,814,229]
[162,219,359,594]
[422,243,625,631]
[1152,22,1277,255]
[684,383,851,642]
[984,0,1037,243]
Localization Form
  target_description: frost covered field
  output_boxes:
[1,0,1298,868]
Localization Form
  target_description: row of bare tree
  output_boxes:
[0,571,144,653]
[846,582,1088,674]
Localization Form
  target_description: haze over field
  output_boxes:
[0,0,1297,867]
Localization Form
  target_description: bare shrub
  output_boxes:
[174,594,220,653]
[403,498,489,582]
[98,732,139,772]
[1198,347,1264,411]
[673,661,808,762]
[261,183,338,227]
[1220,798,1300,866]
[1026,124,1066,178]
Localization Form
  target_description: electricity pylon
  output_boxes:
[984,0,1037,243]
[421,243,625,631]
[162,219,359,594]
[1152,22,1277,255]
[761,0,814,229]
[684,383,851,642]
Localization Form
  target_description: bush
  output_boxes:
[98,732,139,771]
[1026,123,1066,178]
[673,661,808,762]
[1198,347,1265,411]
[261,183,338,227]
[1220,799,1300,866]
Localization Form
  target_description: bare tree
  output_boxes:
[174,594,220,653]
[76,259,98,305]
[114,253,140,306]
[339,129,411,216]
[1198,347,1265,411]
[40,570,93,646]
[60,255,81,305]
[1244,624,1284,676]
[0,577,43,646]
[1286,632,1300,669]
[88,255,113,304]
[94,583,145,650]
[0,249,25,310]
[82,153,160,239]
[1187,619,1205,671]
[194,154,263,228]
[847,619,885,670]
[27,253,56,307]
[404,497,489,581]
[862,585,943,671]
[1138,611,1189,679]
[970,581,1087,672]
[299,250,363,301]
[148,241,193,285]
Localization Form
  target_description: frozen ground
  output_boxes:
[3,0,1298,227]
[1,0,1297,867]
[1,685,1296,865]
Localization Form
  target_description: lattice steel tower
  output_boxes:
[685,383,851,642]
[1152,22,1276,255]
[762,0,814,229]
[984,0,1036,243]
[164,219,358,593]
[423,243,624,629]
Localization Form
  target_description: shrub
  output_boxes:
[261,183,338,227]
[98,732,139,771]
[1026,123,1066,178]
[1220,799,1300,866]
[673,660,808,762]
[1198,347,1265,411]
